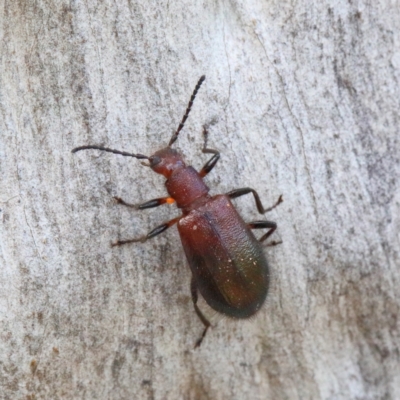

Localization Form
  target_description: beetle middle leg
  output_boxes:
[248,220,282,246]
[191,276,211,348]
[114,196,175,209]
[199,126,220,178]
[112,216,180,247]
[228,188,283,214]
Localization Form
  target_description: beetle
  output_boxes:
[72,76,282,347]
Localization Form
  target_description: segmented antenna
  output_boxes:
[168,75,206,147]
[71,145,149,160]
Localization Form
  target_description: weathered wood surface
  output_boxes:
[1,1,399,399]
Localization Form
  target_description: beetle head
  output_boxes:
[149,147,185,177]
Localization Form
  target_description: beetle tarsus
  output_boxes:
[199,126,220,178]
[113,196,138,208]
[265,240,282,247]
[264,194,283,213]
[191,276,211,348]
[195,326,209,348]
[111,237,146,247]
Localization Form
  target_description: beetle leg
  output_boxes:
[228,188,283,215]
[114,196,175,209]
[191,276,211,348]
[199,127,220,178]
[111,216,180,247]
[247,220,282,246]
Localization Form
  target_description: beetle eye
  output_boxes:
[150,156,161,167]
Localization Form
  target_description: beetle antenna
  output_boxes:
[72,145,149,160]
[168,75,205,147]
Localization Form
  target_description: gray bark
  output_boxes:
[1,1,399,399]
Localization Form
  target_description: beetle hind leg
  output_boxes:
[228,188,283,215]
[191,276,211,348]
[248,220,282,246]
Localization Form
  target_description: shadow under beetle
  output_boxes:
[72,76,282,347]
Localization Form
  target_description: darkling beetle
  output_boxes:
[72,76,282,347]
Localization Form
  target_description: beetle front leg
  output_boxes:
[199,127,220,178]
[191,276,211,348]
[228,188,283,215]
[111,216,180,247]
[114,196,175,209]
[248,220,282,246]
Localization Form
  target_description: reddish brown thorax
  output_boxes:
[150,147,209,210]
